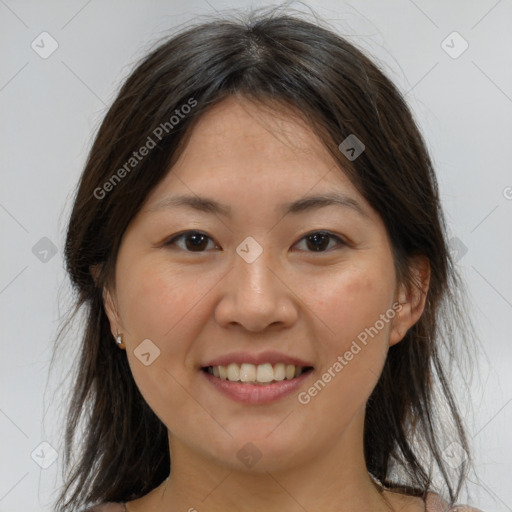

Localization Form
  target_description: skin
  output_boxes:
[102,95,430,512]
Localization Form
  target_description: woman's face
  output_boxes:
[104,96,417,473]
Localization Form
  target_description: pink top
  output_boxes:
[84,492,483,511]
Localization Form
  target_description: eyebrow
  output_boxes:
[148,192,369,219]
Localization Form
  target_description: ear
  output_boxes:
[90,264,122,338]
[90,264,101,287]
[389,256,430,347]
[102,285,123,339]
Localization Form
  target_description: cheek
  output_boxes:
[297,268,395,429]
[316,265,394,342]
[117,259,199,339]
[115,260,204,413]
[115,257,221,391]
[313,265,394,389]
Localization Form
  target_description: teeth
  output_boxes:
[273,363,286,381]
[256,363,273,382]
[227,363,240,381]
[207,363,308,384]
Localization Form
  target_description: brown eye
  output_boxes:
[166,231,218,252]
[294,231,346,252]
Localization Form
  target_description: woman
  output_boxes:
[53,7,482,512]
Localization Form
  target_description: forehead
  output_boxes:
[154,96,357,194]
[179,96,338,171]
[136,95,381,231]
[121,97,391,251]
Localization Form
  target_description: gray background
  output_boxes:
[1,1,511,511]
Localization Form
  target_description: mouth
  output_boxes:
[201,363,314,385]
[200,363,315,404]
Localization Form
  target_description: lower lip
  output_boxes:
[200,368,314,404]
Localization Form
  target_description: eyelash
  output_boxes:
[164,230,347,253]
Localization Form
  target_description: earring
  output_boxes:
[115,331,126,350]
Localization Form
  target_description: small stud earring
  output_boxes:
[115,331,126,350]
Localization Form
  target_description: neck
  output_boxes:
[146,407,395,512]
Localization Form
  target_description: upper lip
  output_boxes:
[202,350,314,368]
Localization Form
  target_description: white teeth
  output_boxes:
[227,363,240,381]
[273,363,286,381]
[256,363,274,382]
[240,363,256,382]
[207,362,308,384]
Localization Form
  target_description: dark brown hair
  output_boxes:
[52,6,475,511]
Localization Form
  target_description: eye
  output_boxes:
[165,231,219,252]
[294,231,346,252]
[165,230,346,253]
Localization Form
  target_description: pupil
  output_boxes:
[186,233,208,251]
[307,233,329,251]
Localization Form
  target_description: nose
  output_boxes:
[214,247,299,332]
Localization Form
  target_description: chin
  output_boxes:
[206,431,312,474]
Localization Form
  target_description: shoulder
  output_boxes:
[82,502,126,512]
[426,492,484,512]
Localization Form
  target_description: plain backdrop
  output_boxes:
[1,1,511,511]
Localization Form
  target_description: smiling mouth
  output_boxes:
[202,363,314,385]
